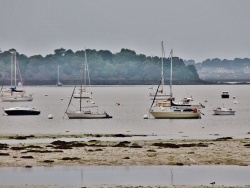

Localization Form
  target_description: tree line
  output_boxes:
[0,48,202,85]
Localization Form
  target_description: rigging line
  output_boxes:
[150,75,164,109]
[63,74,80,119]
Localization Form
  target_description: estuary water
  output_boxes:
[0,85,250,140]
[0,85,250,186]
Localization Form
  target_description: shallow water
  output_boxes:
[0,166,249,186]
[0,85,249,140]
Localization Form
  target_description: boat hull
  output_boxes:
[213,110,235,115]
[149,107,201,119]
[221,95,229,98]
[4,108,40,115]
[66,111,112,119]
[150,111,201,119]
[1,95,33,102]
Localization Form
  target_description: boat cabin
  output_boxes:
[221,91,229,98]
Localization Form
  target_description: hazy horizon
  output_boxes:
[0,0,249,62]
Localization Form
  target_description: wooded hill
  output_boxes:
[0,48,203,85]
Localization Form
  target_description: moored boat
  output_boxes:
[149,43,202,119]
[221,91,229,98]
[4,107,40,115]
[213,106,235,115]
[66,110,112,119]
[150,106,201,119]
[0,51,33,102]
[1,92,33,102]
[65,49,112,119]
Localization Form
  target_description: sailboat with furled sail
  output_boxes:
[65,49,112,119]
[149,41,171,100]
[149,45,201,119]
[0,51,33,102]
[73,50,92,98]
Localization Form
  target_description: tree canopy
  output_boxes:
[0,48,202,85]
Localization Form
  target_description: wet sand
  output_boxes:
[0,135,249,167]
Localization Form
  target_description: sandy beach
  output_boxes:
[0,134,250,188]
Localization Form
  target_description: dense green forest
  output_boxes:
[0,48,202,85]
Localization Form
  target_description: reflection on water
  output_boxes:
[0,166,249,186]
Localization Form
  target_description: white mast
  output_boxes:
[170,49,173,98]
[84,50,87,92]
[57,65,59,84]
[14,52,17,87]
[10,51,15,87]
[161,41,164,93]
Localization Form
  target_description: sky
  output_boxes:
[0,0,249,62]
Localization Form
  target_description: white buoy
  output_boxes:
[91,101,95,104]
[233,96,236,99]
[143,114,149,119]
[234,100,238,104]
[48,114,53,119]
[60,98,63,100]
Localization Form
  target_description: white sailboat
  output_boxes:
[149,47,201,119]
[149,41,171,100]
[65,50,112,119]
[0,51,33,102]
[57,65,62,86]
[73,51,92,99]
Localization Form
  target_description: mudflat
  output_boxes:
[0,135,249,167]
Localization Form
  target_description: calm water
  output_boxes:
[0,85,250,139]
[0,166,249,186]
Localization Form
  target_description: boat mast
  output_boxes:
[14,52,17,87]
[80,55,84,111]
[10,51,15,87]
[161,41,164,94]
[84,50,87,92]
[170,49,173,99]
[57,65,59,84]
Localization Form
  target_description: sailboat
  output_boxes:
[57,65,62,86]
[149,41,171,100]
[65,50,112,119]
[149,47,201,119]
[73,51,92,99]
[0,51,33,102]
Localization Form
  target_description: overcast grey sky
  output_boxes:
[0,0,249,62]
